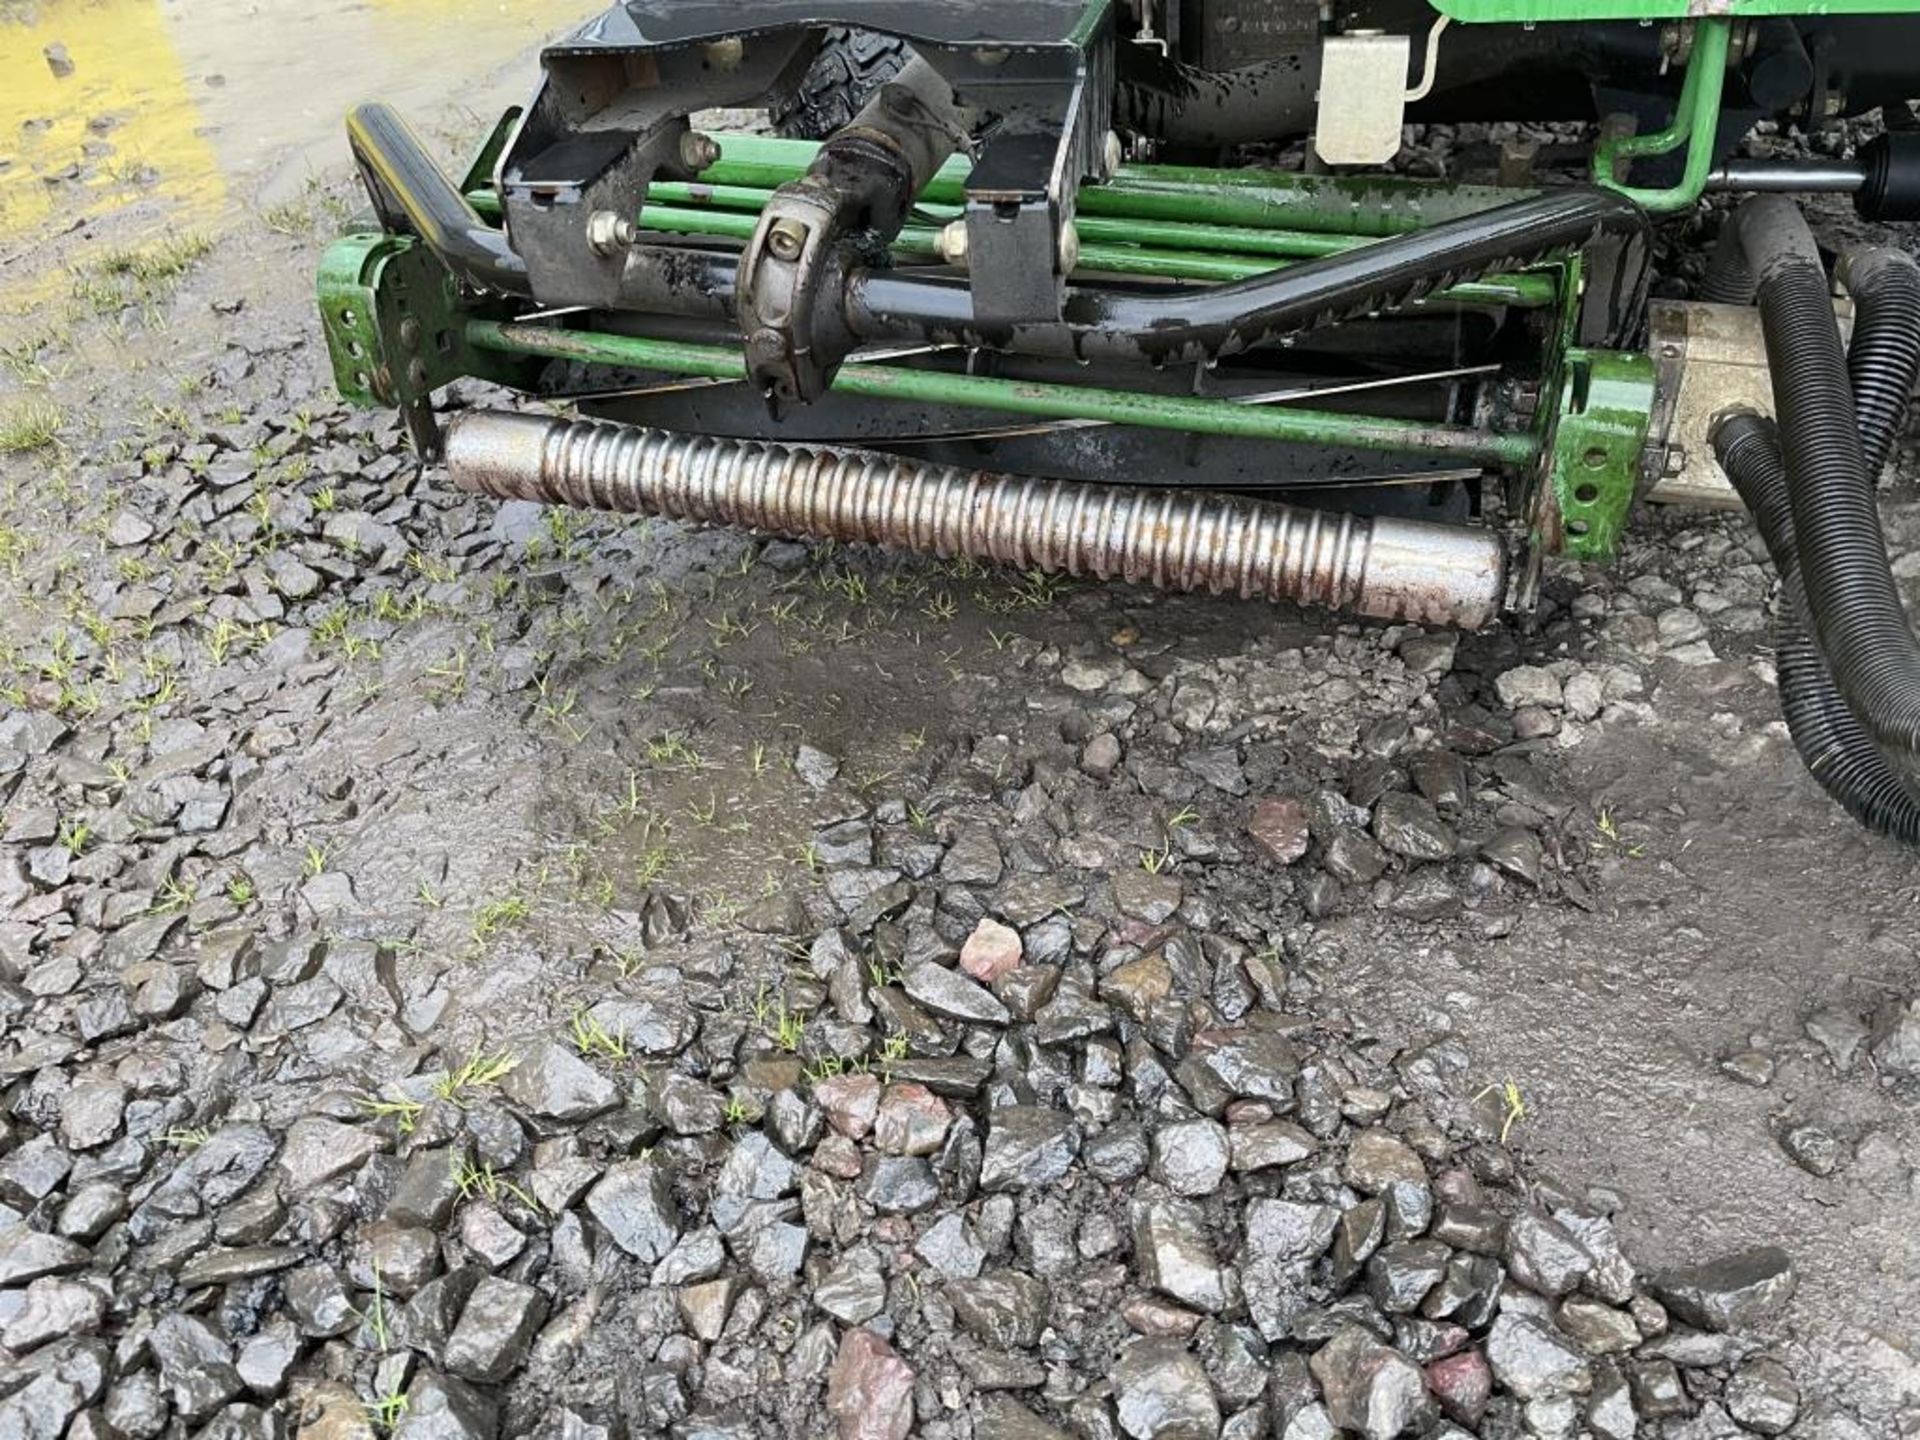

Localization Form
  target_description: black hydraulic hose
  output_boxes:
[1697,222,1756,305]
[1716,414,1920,841]
[1838,247,1920,474]
[1731,198,1920,772]
[847,186,1650,363]
[347,103,530,295]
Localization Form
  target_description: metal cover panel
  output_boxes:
[561,0,1106,51]
[1198,0,1317,71]
[1314,34,1410,166]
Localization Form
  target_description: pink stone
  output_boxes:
[815,1072,881,1139]
[959,917,1022,983]
[811,1133,864,1179]
[1120,1295,1203,1338]
[1426,1348,1492,1427]
[1248,795,1311,866]
[826,1328,915,1440]
[872,1083,952,1157]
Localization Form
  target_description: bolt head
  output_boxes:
[679,130,721,173]
[586,209,635,256]
[767,217,809,262]
[936,220,969,266]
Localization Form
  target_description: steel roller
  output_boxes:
[443,410,1507,628]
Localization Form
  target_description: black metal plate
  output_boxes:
[560,0,1101,53]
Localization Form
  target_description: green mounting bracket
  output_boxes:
[1591,17,1733,214]
[316,233,534,458]
[1541,348,1658,563]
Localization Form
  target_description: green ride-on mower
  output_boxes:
[319,0,1920,839]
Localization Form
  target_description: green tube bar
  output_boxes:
[631,203,1552,306]
[696,133,1523,236]
[464,319,1540,470]
[466,186,1555,307]
[1590,16,1731,213]
[645,181,1364,259]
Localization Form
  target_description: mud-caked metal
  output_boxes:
[317,0,1920,838]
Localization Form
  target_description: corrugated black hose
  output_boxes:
[1841,247,1920,474]
[1710,216,1920,837]
[1697,222,1756,306]
[1716,416,1920,841]
[1726,199,1920,791]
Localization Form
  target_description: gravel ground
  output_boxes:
[2,77,1920,1440]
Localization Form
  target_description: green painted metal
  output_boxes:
[465,174,1556,304]
[699,134,1523,236]
[317,233,534,453]
[1515,245,1650,564]
[464,319,1541,469]
[620,200,1554,306]
[1591,17,1734,213]
[1542,348,1658,562]
[642,182,1370,259]
[1436,0,1919,18]
[476,160,1512,245]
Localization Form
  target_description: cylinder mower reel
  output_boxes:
[318,0,1920,840]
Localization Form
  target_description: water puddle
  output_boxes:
[1,0,591,299]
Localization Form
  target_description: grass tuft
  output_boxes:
[0,400,62,455]
[569,1006,629,1062]
[432,1047,518,1105]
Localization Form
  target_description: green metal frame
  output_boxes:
[1590,17,1734,214]
[466,183,1555,306]
[1541,349,1658,561]
[320,114,1664,565]
[1517,242,1657,566]
[464,319,1539,469]
[1437,0,1917,17]
[691,134,1532,237]
[316,234,534,456]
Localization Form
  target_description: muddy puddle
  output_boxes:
[0,0,591,303]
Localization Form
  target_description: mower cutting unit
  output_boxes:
[321,0,1920,839]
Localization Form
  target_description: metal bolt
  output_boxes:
[1102,130,1123,178]
[704,36,744,69]
[766,217,809,262]
[397,317,422,352]
[586,209,636,256]
[407,359,429,389]
[1058,220,1081,275]
[679,130,721,173]
[935,220,969,266]
[925,221,960,266]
